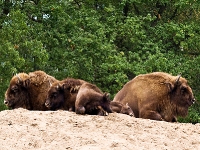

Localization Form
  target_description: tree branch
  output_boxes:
[133,3,140,15]
[123,2,129,17]
[170,7,178,20]
[2,0,11,15]
[156,1,167,20]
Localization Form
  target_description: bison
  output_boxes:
[45,78,86,111]
[113,72,196,122]
[4,70,58,110]
[110,101,134,116]
[75,82,113,116]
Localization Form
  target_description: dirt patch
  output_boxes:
[0,108,199,150]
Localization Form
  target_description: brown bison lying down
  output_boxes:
[110,101,134,116]
[4,70,58,110]
[113,72,195,122]
[45,78,86,111]
[75,82,112,116]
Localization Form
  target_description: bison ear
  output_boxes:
[103,92,110,101]
[60,83,65,90]
[63,83,71,91]
[166,82,175,93]
[57,83,64,91]
[167,74,181,93]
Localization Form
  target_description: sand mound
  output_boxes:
[0,108,199,150]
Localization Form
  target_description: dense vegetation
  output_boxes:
[0,0,199,123]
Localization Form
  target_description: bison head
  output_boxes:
[45,83,65,110]
[83,92,112,115]
[169,75,195,117]
[100,92,112,113]
[4,73,31,109]
[121,103,134,116]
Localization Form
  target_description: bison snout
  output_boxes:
[4,99,8,105]
[45,101,51,108]
[192,98,196,104]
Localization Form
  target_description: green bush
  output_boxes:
[0,0,199,123]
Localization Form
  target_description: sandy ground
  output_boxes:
[0,108,199,150]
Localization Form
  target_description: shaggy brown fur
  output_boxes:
[4,70,58,110]
[113,72,195,122]
[110,101,134,116]
[75,83,112,116]
[45,78,86,111]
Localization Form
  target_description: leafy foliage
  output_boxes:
[0,0,199,123]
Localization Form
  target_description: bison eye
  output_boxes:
[180,86,187,94]
[11,86,18,93]
[52,93,57,98]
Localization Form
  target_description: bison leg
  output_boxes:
[76,106,86,115]
[96,106,108,116]
[68,107,73,111]
[68,106,75,112]
[171,116,177,122]
[140,110,164,121]
[163,115,177,122]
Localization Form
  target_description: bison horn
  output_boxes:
[16,74,22,83]
[56,84,59,90]
[49,80,52,87]
[56,83,63,90]
[175,74,181,83]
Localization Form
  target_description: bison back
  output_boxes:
[113,72,177,118]
[28,70,58,110]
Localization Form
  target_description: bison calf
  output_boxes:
[75,83,112,116]
[110,101,134,116]
[113,72,195,122]
[45,78,86,111]
[4,70,58,110]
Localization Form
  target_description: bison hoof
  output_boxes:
[68,107,74,112]
[97,109,108,116]
[77,106,85,114]
[45,102,51,108]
